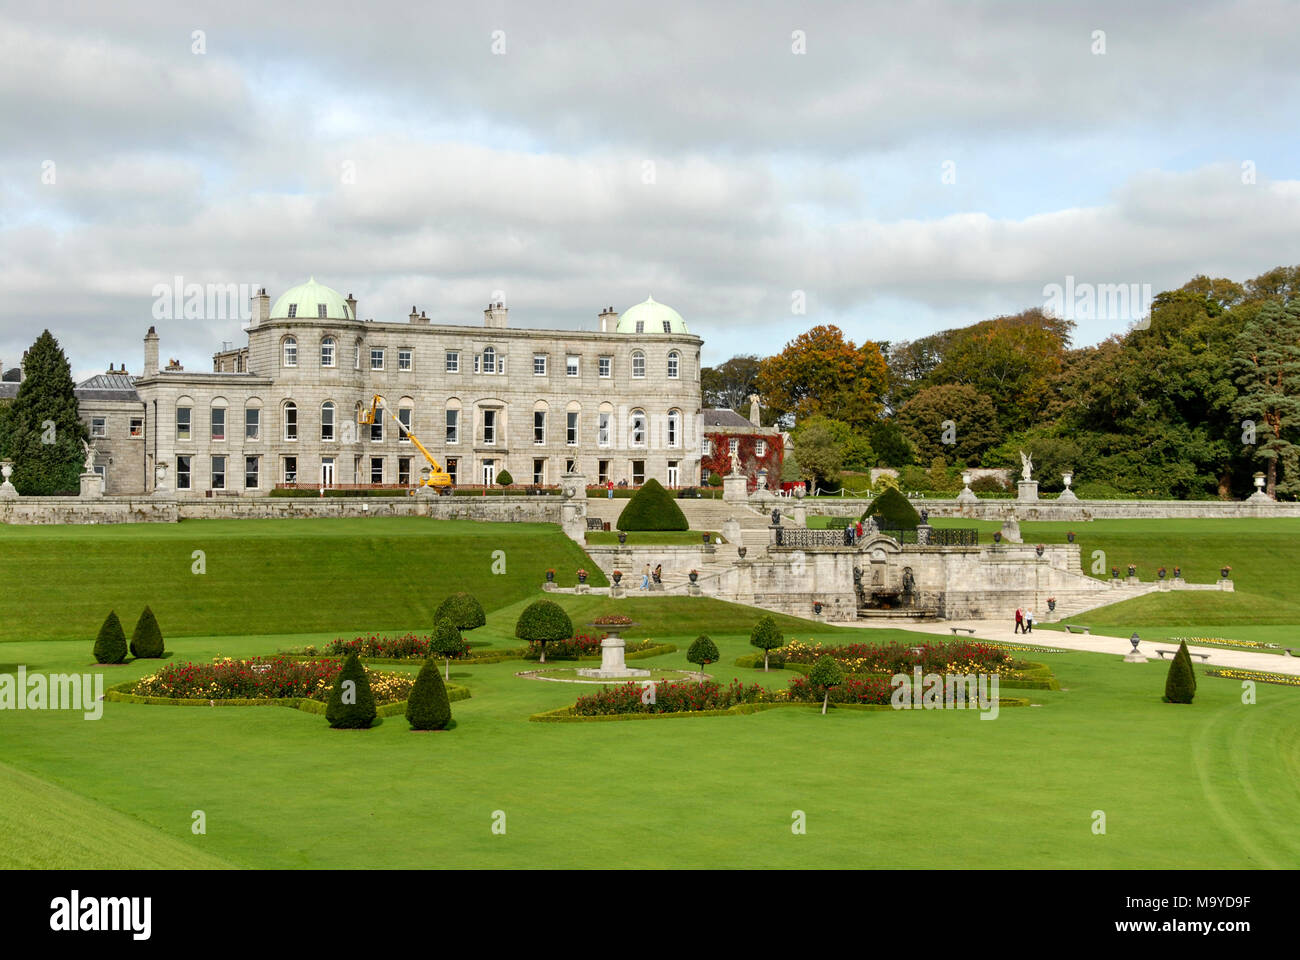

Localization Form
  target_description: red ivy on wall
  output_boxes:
[702,433,783,491]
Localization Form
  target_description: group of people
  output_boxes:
[640,563,662,589]
[1014,608,1035,633]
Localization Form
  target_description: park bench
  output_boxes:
[1062,624,1091,634]
[1157,649,1210,661]
[586,518,605,531]
[949,627,977,636]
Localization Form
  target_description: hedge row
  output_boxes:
[530,696,1029,722]
[105,680,471,712]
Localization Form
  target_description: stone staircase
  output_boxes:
[1041,582,1162,622]
[583,497,788,552]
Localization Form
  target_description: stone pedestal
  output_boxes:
[0,461,16,500]
[793,503,807,526]
[610,584,625,598]
[687,583,702,596]
[575,582,590,594]
[577,632,651,680]
[1246,490,1272,503]
[722,473,749,504]
[543,581,557,592]
[916,524,932,545]
[956,486,977,503]
[999,517,1022,543]
[1217,579,1235,591]
[559,471,588,542]
[1057,488,1078,501]
[722,516,742,543]
[79,472,105,500]
[1123,650,1148,663]
[1017,480,1039,502]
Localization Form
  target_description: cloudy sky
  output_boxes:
[1,0,1298,380]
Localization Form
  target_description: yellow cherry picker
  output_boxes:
[358,395,454,492]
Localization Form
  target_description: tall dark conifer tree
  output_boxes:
[0,331,87,494]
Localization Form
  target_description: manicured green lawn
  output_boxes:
[4,516,1299,869]
[3,628,1298,868]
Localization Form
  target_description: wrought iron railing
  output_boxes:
[772,525,979,548]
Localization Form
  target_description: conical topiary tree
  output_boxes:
[0,330,89,495]
[862,486,921,530]
[749,615,784,671]
[129,606,165,659]
[326,652,377,729]
[515,598,574,664]
[406,657,452,731]
[435,592,486,632]
[687,634,720,682]
[495,468,514,487]
[93,611,128,664]
[430,616,463,680]
[1163,639,1196,704]
[616,478,688,531]
[808,655,844,715]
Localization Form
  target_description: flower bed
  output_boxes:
[522,633,660,661]
[1169,636,1281,651]
[1205,667,1300,687]
[591,615,634,626]
[131,656,415,704]
[786,674,894,705]
[769,639,1015,675]
[572,679,775,715]
[306,633,473,660]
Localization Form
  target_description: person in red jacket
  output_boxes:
[1014,608,1024,634]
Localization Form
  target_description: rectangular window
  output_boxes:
[566,355,579,377]
[632,354,646,378]
[398,349,412,371]
[756,439,767,457]
[370,457,384,484]
[566,411,578,445]
[370,420,383,442]
[729,439,739,457]
[371,348,385,370]
[93,465,106,479]
[598,412,611,447]
[445,409,459,444]
[599,356,611,378]
[702,437,712,455]
[483,410,497,445]
[445,351,460,373]
[533,355,547,376]
[129,417,144,438]
[632,460,645,485]
[176,407,191,441]
[398,408,412,441]
[245,408,260,440]
[497,357,505,374]
[534,410,545,445]
[287,304,297,318]
[317,303,327,319]
[533,458,546,485]
[474,354,480,374]
[91,417,106,438]
[445,457,458,484]
[668,415,678,447]
[211,407,226,441]
[285,406,298,441]
[283,456,297,484]
[245,456,259,489]
[177,456,191,489]
[565,458,577,474]
[211,456,226,490]
[398,457,412,485]
[321,340,335,367]
[598,459,610,484]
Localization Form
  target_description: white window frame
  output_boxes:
[599,356,612,378]
[630,410,647,446]
[598,412,611,448]
[321,402,336,442]
[284,403,298,442]
[566,411,578,446]
[534,410,546,445]
[667,351,679,379]
[91,417,107,438]
[533,354,547,376]
[445,409,459,444]
[245,407,260,441]
[211,455,226,490]
[632,351,645,378]
[483,409,497,445]
[370,348,385,371]
[283,337,298,367]
[244,456,259,489]
[566,355,579,377]
[398,349,412,371]
[445,351,460,373]
[321,338,336,367]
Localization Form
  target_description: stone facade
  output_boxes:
[53,282,706,496]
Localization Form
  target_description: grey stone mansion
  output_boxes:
[4,279,734,497]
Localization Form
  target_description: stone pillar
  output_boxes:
[916,523,931,545]
[153,462,169,496]
[722,473,749,504]
[559,471,587,543]
[999,516,1022,543]
[1017,480,1039,502]
[722,516,742,544]
[80,472,105,499]
[793,502,807,526]
[0,461,17,500]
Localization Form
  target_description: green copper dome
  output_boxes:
[270,278,354,320]
[615,295,688,334]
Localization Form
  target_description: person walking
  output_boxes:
[606,479,614,499]
[855,520,864,539]
[652,563,662,585]
[640,563,651,590]
[1024,609,1035,634]
[1014,608,1024,634]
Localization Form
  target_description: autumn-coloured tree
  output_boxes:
[756,325,889,429]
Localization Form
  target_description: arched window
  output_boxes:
[321,401,335,441]
[630,409,647,446]
[667,409,681,447]
[631,351,645,378]
[667,351,679,379]
[354,340,362,370]
[282,337,298,367]
[398,398,414,442]
[283,401,298,441]
[321,337,336,368]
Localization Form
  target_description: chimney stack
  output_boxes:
[346,292,357,321]
[409,305,419,324]
[598,306,618,332]
[250,288,270,327]
[144,327,160,377]
[484,301,509,328]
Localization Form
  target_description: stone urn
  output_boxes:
[813,600,823,615]
[545,570,555,583]
[0,460,16,500]
[1047,598,1056,612]
[612,571,622,585]
[1067,531,1075,543]
[1127,565,1136,578]
[617,531,627,544]
[1035,544,1044,557]
[1158,567,1167,580]
[737,546,747,559]
[1174,566,1182,579]
[577,620,650,680]
[993,532,1002,544]
[702,532,710,544]
[688,571,699,583]
[1220,567,1231,579]
[577,570,588,584]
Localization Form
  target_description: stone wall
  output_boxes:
[795,496,1300,521]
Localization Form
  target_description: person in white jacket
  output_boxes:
[1024,609,1035,633]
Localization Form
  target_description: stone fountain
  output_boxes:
[577,619,650,680]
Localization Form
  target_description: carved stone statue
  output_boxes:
[770,507,781,526]
[81,440,97,473]
[919,508,929,525]
[1019,450,1033,481]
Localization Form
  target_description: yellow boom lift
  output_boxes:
[358,395,454,491]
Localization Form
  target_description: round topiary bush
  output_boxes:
[515,599,574,663]
[495,468,514,487]
[430,616,463,680]
[687,634,720,680]
[326,652,377,729]
[435,592,486,631]
[93,611,128,664]
[406,657,452,731]
[707,471,724,487]
[862,486,921,529]
[616,478,688,531]
[749,615,784,671]
[129,605,165,659]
